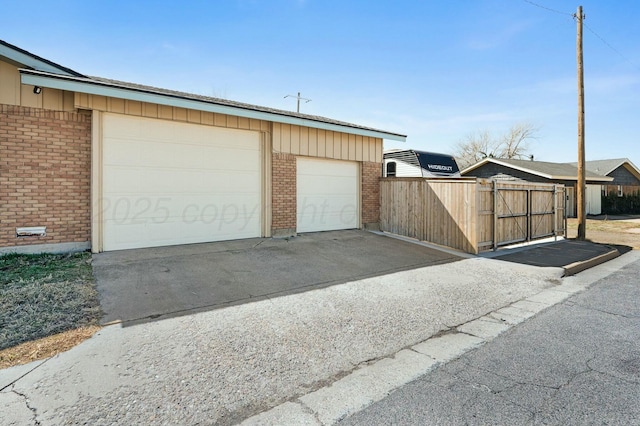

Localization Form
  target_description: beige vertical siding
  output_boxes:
[0,60,74,110]
[74,93,272,133]
[74,94,382,163]
[0,61,20,104]
[272,122,382,162]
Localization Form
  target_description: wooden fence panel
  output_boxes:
[380,178,565,254]
[379,178,478,253]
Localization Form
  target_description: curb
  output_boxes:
[240,282,587,425]
[562,248,620,276]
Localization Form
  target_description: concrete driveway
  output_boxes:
[93,230,461,324]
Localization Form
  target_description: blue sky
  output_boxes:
[2,0,638,166]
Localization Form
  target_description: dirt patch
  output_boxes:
[566,218,640,249]
[0,325,101,369]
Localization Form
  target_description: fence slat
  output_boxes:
[380,178,565,253]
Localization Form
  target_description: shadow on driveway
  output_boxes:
[93,230,461,326]
[488,239,632,269]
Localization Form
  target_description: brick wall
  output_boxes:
[271,152,296,235]
[0,105,91,248]
[361,161,382,226]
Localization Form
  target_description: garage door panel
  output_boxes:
[104,194,260,220]
[297,211,357,232]
[102,113,262,251]
[104,216,260,251]
[104,115,257,146]
[104,139,259,171]
[297,158,359,233]
[298,180,358,196]
[104,167,260,195]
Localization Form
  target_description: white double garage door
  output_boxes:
[101,114,359,251]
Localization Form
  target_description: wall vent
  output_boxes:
[16,226,46,237]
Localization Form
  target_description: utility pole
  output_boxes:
[284,91,311,113]
[575,5,586,240]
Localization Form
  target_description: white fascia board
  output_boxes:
[620,161,640,180]
[485,159,611,181]
[553,175,613,182]
[601,161,624,176]
[0,45,76,76]
[21,72,406,142]
[462,158,612,182]
[460,159,489,175]
[487,158,555,180]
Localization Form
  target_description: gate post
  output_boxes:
[553,185,558,240]
[493,180,498,251]
[564,186,568,238]
[526,189,531,242]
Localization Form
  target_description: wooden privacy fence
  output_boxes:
[380,178,566,254]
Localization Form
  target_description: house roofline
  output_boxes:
[460,158,490,175]
[621,160,640,181]
[20,69,407,142]
[569,158,640,181]
[604,159,640,181]
[461,157,613,182]
[0,40,84,77]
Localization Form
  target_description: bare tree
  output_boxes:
[454,129,498,170]
[497,123,539,160]
[455,123,539,169]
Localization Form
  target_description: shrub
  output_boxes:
[602,190,640,215]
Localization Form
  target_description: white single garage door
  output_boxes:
[101,113,262,251]
[296,158,359,233]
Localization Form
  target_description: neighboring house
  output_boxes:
[461,158,613,217]
[0,39,406,254]
[568,158,640,197]
[383,149,461,177]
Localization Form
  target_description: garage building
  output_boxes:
[0,40,405,253]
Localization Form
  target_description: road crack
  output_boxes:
[576,304,637,319]
[10,387,40,426]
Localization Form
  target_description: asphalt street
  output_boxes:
[341,254,640,425]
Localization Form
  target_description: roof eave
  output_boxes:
[460,158,490,175]
[552,175,613,182]
[488,158,556,179]
[461,158,613,182]
[20,70,407,142]
[0,41,83,77]
[621,160,640,181]
[597,160,626,176]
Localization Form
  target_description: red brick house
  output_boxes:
[0,40,405,254]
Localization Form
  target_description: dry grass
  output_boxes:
[0,252,103,370]
[566,217,640,249]
[0,325,101,369]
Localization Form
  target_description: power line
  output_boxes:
[522,0,573,17]
[583,21,640,71]
[522,1,639,71]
